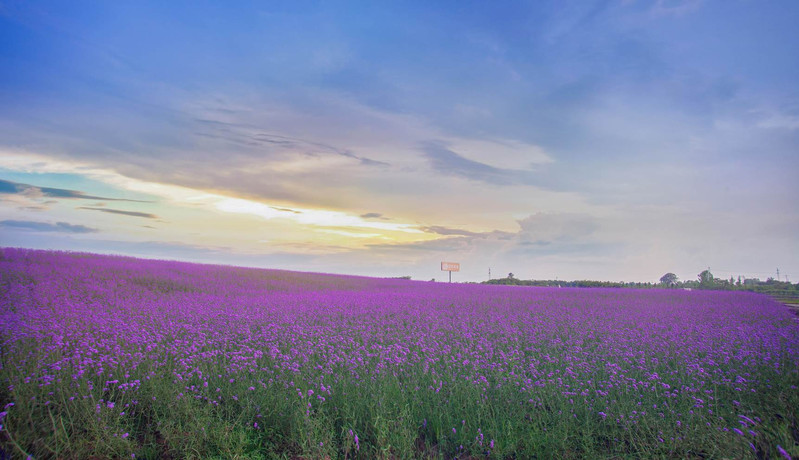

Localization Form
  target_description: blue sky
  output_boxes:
[1,0,797,282]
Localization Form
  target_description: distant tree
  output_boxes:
[659,273,679,286]
[508,272,515,279]
[698,269,715,288]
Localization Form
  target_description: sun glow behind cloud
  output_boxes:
[214,198,421,233]
[0,150,430,251]
[0,1,797,282]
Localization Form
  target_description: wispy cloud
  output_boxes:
[756,113,799,131]
[420,226,480,237]
[367,236,481,252]
[77,207,158,219]
[338,150,390,167]
[421,142,540,186]
[651,0,703,17]
[0,178,151,202]
[371,213,601,256]
[270,206,302,214]
[192,118,390,167]
[516,213,599,245]
[0,219,98,233]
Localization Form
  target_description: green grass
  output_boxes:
[2,335,798,459]
[1,249,798,458]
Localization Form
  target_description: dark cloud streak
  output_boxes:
[0,179,151,202]
[193,118,390,167]
[421,142,540,186]
[270,206,301,214]
[371,213,601,256]
[77,207,158,219]
[420,225,480,237]
[0,219,98,233]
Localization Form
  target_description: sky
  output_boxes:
[1,0,797,283]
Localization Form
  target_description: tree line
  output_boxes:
[482,270,799,298]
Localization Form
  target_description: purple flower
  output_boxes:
[4,248,799,459]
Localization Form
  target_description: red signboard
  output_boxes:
[441,262,460,272]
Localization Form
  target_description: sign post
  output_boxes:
[441,262,460,283]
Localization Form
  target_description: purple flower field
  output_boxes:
[1,248,798,459]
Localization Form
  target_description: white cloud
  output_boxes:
[214,197,421,233]
[756,113,799,131]
[517,212,599,243]
[442,138,553,170]
[651,0,703,17]
[0,148,424,237]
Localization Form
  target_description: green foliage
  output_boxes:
[3,333,797,459]
[484,277,653,289]
[659,273,678,286]
[698,270,715,288]
[483,273,799,305]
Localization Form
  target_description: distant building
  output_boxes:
[743,278,761,286]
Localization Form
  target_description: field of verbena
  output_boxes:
[1,249,798,459]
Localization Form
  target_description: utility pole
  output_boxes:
[777,268,780,281]
[488,267,491,280]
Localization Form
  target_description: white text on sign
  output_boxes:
[441,262,460,272]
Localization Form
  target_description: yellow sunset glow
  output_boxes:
[0,151,434,250]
